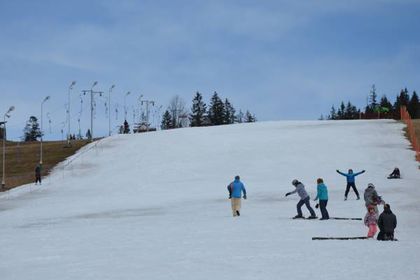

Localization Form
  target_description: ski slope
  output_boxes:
[1,120,419,280]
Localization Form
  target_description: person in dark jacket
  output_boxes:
[387,167,401,179]
[377,204,397,241]
[336,169,365,200]
[227,175,247,217]
[286,179,317,219]
[35,164,42,185]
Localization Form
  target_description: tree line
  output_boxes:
[161,91,256,129]
[324,85,419,120]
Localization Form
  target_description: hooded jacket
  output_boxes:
[378,207,397,233]
[228,179,246,199]
[364,186,381,207]
[289,182,309,200]
[314,183,328,201]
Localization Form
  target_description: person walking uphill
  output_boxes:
[35,163,42,185]
[285,179,317,219]
[313,178,329,220]
[336,169,365,200]
[227,175,247,217]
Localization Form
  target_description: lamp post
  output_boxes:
[1,106,15,190]
[124,91,131,121]
[67,81,76,146]
[108,84,116,136]
[90,81,98,141]
[40,96,50,165]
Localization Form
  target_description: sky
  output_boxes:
[1,0,420,140]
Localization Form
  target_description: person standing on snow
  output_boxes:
[336,169,365,200]
[364,183,384,214]
[285,179,317,219]
[35,163,42,185]
[313,178,329,220]
[364,205,378,238]
[227,175,247,217]
[377,204,397,241]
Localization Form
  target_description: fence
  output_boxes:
[400,106,420,162]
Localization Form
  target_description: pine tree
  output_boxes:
[365,84,378,114]
[190,92,207,127]
[236,110,244,123]
[208,92,225,125]
[224,98,236,124]
[337,102,345,119]
[393,88,411,119]
[244,110,256,122]
[23,116,42,141]
[408,91,419,119]
[328,105,337,120]
[0,126,4,140]
[161,110,172,129]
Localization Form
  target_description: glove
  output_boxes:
[285,192,290,197]
[243,195,247,200]
[362,170,366,173]
[228,195,231,199]
[315,203,319,209]
[336,170,339,173]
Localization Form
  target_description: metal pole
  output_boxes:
[90,81,98,142]
[67,81,76,146]
[108,85,115,136]
[1,118,6,189]
[40,97,50,164]
[124,91,131,121]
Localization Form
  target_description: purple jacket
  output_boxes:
[364,212,378,226]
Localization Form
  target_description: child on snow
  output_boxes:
[364,183,384,214]
[313,178,329,220]
[336,169,365,200]
[227,175,247,217]
[364,205,378,238]
[285,179,317,219]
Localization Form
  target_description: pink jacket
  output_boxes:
[364,212,378,226]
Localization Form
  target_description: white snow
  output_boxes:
[1,120,420,280]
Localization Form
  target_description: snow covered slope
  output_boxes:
[1,120,419,280]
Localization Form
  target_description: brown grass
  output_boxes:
[1,139,89,191]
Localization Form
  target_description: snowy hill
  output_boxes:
[1,120,420,280]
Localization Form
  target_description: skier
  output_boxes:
[336,169,365,200]
[35,163,42,185]
[285,179,317,219]
[227,175,247,217]
[377,204,397,241]
[364,183,384,214]
[387,167,400,179]
[313,178,329,220]
[364,205,378,238]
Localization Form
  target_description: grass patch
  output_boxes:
[1,140,90,191]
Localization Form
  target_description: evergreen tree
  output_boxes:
[190,92,207,127]
[0,126,4,140]
[344,102,358,119]
[23,116,42,141]
[365,84,378,114]
[337,102,345,119]
[236,110,244,123]
[380,95,393,111]
[408,91,419,119]
[161,110,172,129]
[208,92,225,125]
[393,88,411,119]
[328,105,337,120]
[123,120,130,134]
[224,98,236,124]
[86,129,92,140]
[244,110,256,122]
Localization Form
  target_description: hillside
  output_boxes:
[1,120,420,280]
[0,140,89,191]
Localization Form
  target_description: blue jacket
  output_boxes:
[337,170,365,183]
[228,179,246,198]
[314,183,328,201]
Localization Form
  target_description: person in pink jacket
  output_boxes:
[364,205,378,238]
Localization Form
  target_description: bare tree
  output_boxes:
[167,95,189,128]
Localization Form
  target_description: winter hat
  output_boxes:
[368,205,375,211]
[235,175,240,180]
[384,204,391,211]
[368,183,375,188]
[292,179,299,186]
[348,169,353,173]
[317,178,323,184]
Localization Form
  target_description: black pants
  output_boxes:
[319,200,329,219]
[377,231,394,241]
[297,197,316,217]
[35,175,41,184]
[345,182,359,198]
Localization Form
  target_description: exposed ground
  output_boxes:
[0,139,89,191]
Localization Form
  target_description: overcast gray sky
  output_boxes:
[1,0,420,140]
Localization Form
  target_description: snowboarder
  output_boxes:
[364,205,378,238]
[313,178,329,220]
[364,183,384,214]
[285,179,317,219]
[377,204,397,241]
[35,163,42,185]
[227,175,247,217]
[387,167,400,179]
[336,169,365,200]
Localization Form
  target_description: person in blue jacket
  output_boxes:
[336,169,365,200]
[313,178,329,220]
[227,175,247,217]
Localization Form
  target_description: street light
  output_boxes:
[1,106,15,190]
[67,81,76,146]
[124,91,131,121]
[40,96,50,165]
[108,84,116,136]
